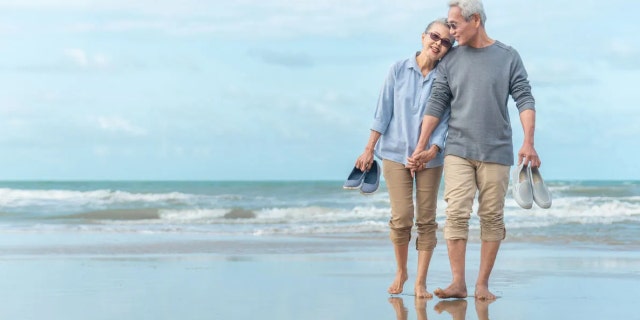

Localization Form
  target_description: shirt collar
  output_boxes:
[407,51,421,72]
[408,51,436,81]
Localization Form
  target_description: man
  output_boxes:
[408,0,540,300]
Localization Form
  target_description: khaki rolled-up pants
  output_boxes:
[442,155,510,241]
[383,159,443,251]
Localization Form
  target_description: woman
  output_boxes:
[354,18,453,299]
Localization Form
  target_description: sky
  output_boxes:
[0,0,637,181]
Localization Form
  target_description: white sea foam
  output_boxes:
[252,221,388,236]
[159,208,228,221]
[0,188,200,208]
[154,206,390,224]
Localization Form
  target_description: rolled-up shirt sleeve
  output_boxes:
[371,65,396,134]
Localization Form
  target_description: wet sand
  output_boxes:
[0,235,638,319]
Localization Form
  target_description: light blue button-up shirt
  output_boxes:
[371,53,450,168]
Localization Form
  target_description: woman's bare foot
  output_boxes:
[414,283,433,299]
[434,282,468,299]
[474,285,497,300]
[388,271,408,294]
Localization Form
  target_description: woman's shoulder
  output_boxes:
[392,54,417,69]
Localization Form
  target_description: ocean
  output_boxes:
[1,180,640,320]
[1,180,639,253]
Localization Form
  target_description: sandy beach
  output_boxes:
[0,234,638,320]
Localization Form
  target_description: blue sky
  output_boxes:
[0,0,637,181]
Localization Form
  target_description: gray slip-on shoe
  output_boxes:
[511,163,533,209]
[529,166,552,209]
[343,165,366,189]
[360,160,381,195]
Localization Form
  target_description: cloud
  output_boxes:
[0,22,19,35]
[92,145,110,156]
[0,0,442,39]
[2,49,115,73]
[252,49,314,68]
[606,39,640,70]
[64,48,110,69]
[96,116,147,136]
[527,58,597,88]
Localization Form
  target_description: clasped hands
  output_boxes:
[406,148,437,176]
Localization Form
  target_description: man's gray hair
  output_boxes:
[448,0,487,25]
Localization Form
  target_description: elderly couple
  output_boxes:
[352,0,540,300]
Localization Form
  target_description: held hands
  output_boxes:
[517,143,541,168]
[406,150,428,171]
[406,146,438,176]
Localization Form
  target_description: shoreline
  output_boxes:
[0,235,638,319]
[2,231,640,256]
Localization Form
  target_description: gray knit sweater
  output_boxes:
[425,41,535,166]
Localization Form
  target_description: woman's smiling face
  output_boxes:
[422,23,453,60]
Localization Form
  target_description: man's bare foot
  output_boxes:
[388,271,408,294]
[414,283,433,299]
[388,297,408,320]
[434,282,467,299]
[474,285,497,300]
[434,299,468,320]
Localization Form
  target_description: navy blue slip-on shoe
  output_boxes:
[360,160,381,195]
[343,165,366,189]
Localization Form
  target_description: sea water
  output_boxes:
[0,180,638,253]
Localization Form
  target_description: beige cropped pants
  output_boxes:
[383,159,443,251]
[442,155,510,241]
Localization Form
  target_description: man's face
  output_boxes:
[447,6,475,46]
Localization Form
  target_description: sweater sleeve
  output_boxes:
[371,64,396,134]
[428,107,450,151]
[424,61,452,119]
[509,50,535,112]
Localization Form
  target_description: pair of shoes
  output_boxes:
[510,164,552,209]
[343,160,381,195]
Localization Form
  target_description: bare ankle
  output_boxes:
[388,271,408,295]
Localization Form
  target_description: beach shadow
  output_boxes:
[389,296,431,320]
[434,299,467,320]
[414,296,429,320]
[433,298,495,320]
[388,297,408,320]
[474,298,495,320]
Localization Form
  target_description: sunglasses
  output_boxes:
[427,32,453,48]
